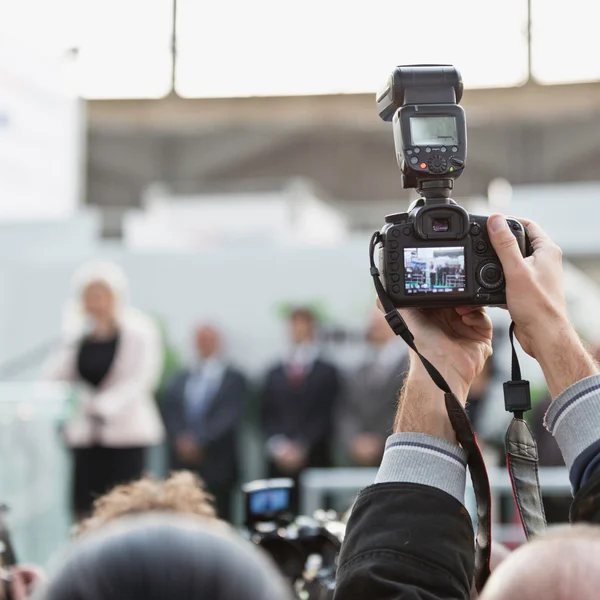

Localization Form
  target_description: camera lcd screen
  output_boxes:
[249,488,291,515]
[410,116,458,146]
[404,247,466,295]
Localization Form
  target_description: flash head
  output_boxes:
[377,64,463,122]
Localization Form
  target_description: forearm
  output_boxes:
[533,322,598,399]
[395,357,469,445]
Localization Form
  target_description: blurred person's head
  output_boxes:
[288,307,317,345]
[82,282,115,323]
[195,325,222,360]
[75,472,218,537]
[481,524,600,600]
[41,514,293,600]
[64,261,129,335]
[366,307,396,347]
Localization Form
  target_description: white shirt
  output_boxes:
[288,343,320,373]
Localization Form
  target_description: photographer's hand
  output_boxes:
[487,215,598,397]
[379,303,492,444]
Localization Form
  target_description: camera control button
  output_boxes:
[470,223,481,236]
[477,293,491,302]
[440,146,447,153]
[389,240,398,249]
[388,251,399,260]
[452,146,458,152]
[392,285,400,293]
[474,239,488,254]
[414,147,420,153]
[427,154,448,174]
[477,262,505,290]
[406,149,413,155]
[403,227,411,236]
[391,274,400,283]
[410,156,418,165]
[426,147,431,153]
[450,157,464,167]
[393,230,400,237]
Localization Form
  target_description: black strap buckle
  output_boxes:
[384,310,414,342]
[504,380,532,414]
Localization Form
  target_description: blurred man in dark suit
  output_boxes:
[162,325,247,522]
[261,308,340,483]
[339,308,408,466]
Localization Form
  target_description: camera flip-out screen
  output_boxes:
[404,247,466,295]
[409,116,458,146]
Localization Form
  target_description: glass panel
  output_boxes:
[0,383,72,566]
[176,0,528,98]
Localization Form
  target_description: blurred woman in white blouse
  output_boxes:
[44,261,164,520]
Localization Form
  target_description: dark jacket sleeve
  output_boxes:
[334,483,474,600]
[296,364,340,449]
[571,471,600,524]
[260,368,278,438]
[160,371,187,438]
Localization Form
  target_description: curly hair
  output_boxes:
[75,471,218,537]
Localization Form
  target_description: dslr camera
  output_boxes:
[242,479,344,600]
[375,64,530,307]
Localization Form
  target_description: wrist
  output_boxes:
[394,367,466,444]
[407,357,470,403]
[532,322,599,398]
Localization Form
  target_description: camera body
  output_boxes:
[242,479,344,600]
[379,200,527,307]
[375,65,530,308]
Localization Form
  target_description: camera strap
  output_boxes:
[369,233,491,592]
[503,323,547,539]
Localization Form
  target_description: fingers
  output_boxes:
[487,214,526,276]
[454,306,482,316]
[461,308,492,331]
[512,217,555,254]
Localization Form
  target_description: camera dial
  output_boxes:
[477,261,505,290]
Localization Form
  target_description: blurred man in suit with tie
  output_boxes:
[162,324,247,521]
[339,308,408,466]
[261,307,340,483]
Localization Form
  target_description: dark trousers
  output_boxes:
[73,445,147,516]
[169,455,235,522]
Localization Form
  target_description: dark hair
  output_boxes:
[41,514,292,600]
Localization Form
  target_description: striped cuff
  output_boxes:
[545,374,600,470]
[375,432,468,505]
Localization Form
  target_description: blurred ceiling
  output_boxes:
[86,81,600,236]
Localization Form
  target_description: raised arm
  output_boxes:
[335,306,492,600]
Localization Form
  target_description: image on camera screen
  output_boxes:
[404,247,466,294]
[410,116,458,146]
[249,488,290,515]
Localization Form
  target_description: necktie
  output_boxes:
[288,362,306,385]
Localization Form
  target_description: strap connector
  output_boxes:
[384,310,414,342]
[370,266,380,276]
[503,380,532,414]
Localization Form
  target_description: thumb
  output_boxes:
[487,214,524,276]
